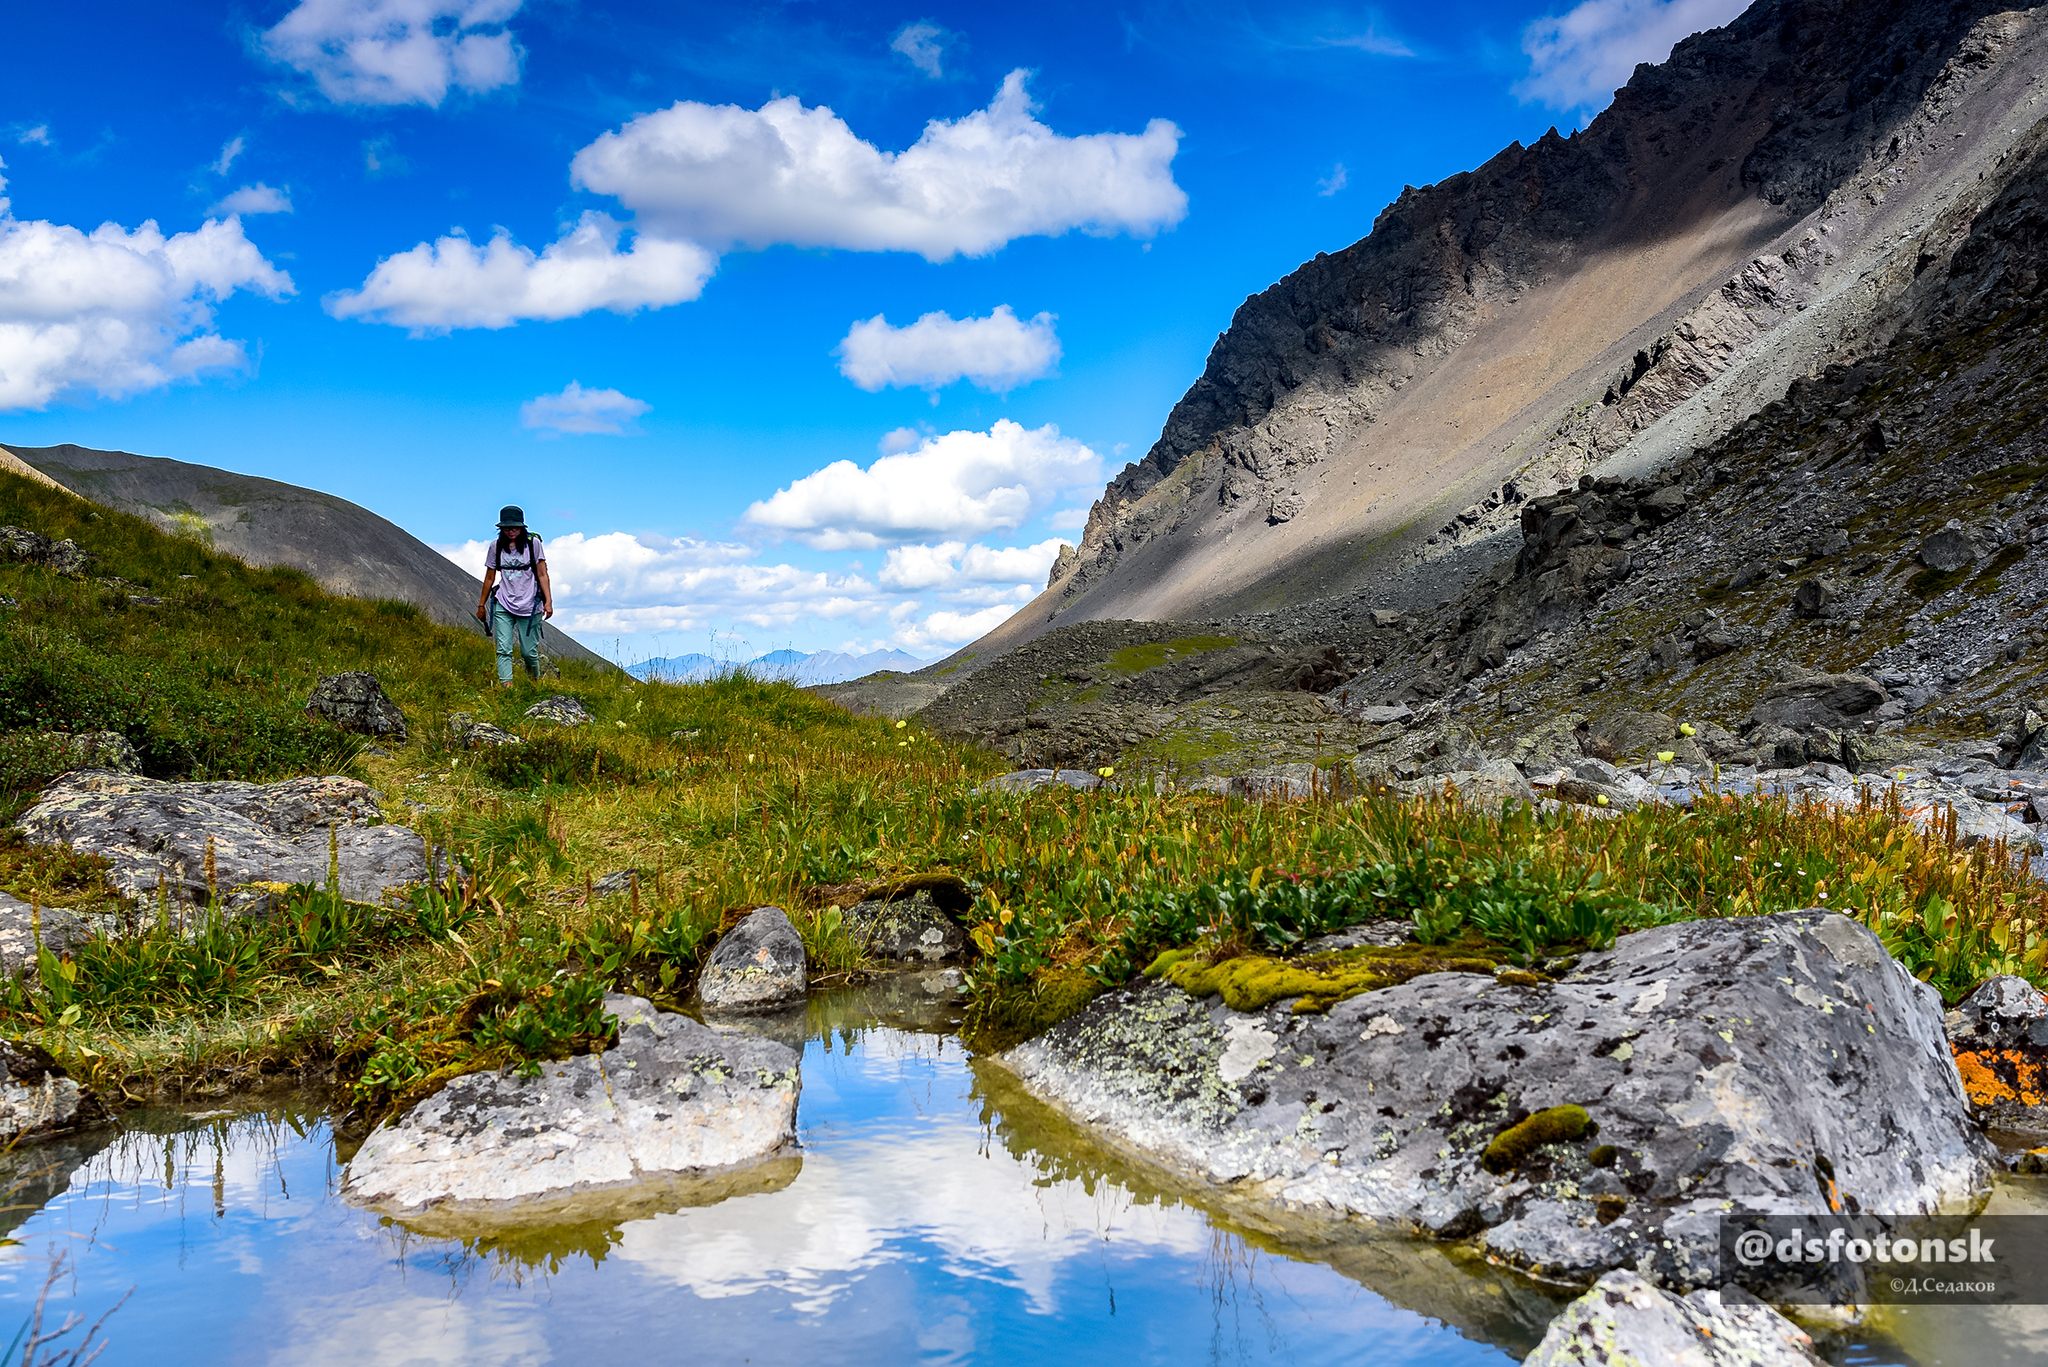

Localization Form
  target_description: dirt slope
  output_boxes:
[943,0,2048,678]
[0,442,608,667]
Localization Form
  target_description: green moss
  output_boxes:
[1908,563,1973,599]
[1588,1144,1618,1168]
[1971,542,2027,592]
[1149,942,1500,1014]
[1481,1104,1591,1174]
[1105,635,1240,676]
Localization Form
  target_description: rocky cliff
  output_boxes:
[943,0,2048,672]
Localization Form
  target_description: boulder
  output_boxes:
[997,910,1992,1288]
[1692,630,1739,661]
[1523,1271,1823,1366]
[979,768,1102,794]
[341,994,799,1226]
[0,892,93,974]
[305,672,409,742]
[1585,711,1676,761]
[843,889,969,964]
[699,906,808,1014]
[1416,758,1535,808]
[524,694,594,726]
[1354,704,1415,726]
[591,868,640,898]
[1790,578,1835,619]
[0,527,89,577]
[1918,523,1980,573]
[1745,671,1887,735]
[448,713,520,747]
[16,771,428,910]
[38,731,141,775]
[0,1041,102,1142]
[1946,975,2048,1140]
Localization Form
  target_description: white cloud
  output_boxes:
[0,172,295,411]
[892,604,1017,653]
[878,538,1065,591]
[16,126,51,148]
[210,183,292,216]
[878,426,922,455]
[260,0,524,108]
[743,419,1102,551]
[569,69,1186,262]
[212,136,244,175]
[327,211,713,332]
[890,20,948,77]
[520,380,650,436]
[1516,0,1748,114]
[1317,163,1348,197]
[836,305,1058,394]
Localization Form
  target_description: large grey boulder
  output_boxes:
[1945,975,2048,1140]
[1523,1271,1823,1366]
[0,892,92,974]
[342,994,800,1227]
[305,672,408,741]
[699,906,808,1013]
[16,770,427,910]
[844,889,968,964]
[997,910,1993,1288]
[1917,523,1980,573]
[0,1041,101,1142]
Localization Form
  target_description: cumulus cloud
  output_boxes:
[836,305,1058,393]
[0,172,295,410]
[326,211,713,332]
[1516,0,1747,114]
[212,137,244,175]
[890,20,948,77]
[210,183,292,216]
[878,538,1065,591]
[520,380,650,436]
[892,605,1017,653]
[260,0,524,108]
[569,69,1186,261]
[743,419,1102,551]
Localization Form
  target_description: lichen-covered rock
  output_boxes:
[1523,1271,1823,1366]
[341,994,800,1225]
[980,768,1102,794]
[305,672,409,741]
[844,889,968,964]
[0,892,93,973]
[0,1041,102,1142]
[524,694,594,726]
[35,731,141,775]
[447,713,520,746]
[17,770,426,909]
[1946,975,2048,1140]
[997,910,1993,1289]
[699,906,808,1013]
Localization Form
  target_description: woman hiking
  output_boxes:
[476,505,554,685]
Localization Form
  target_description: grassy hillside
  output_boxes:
[0,469,2038,1127]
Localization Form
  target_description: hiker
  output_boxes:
[476,505,553,684]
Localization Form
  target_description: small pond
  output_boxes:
[0,978,2036,1365]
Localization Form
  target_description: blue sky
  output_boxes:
[0,0,1746,664]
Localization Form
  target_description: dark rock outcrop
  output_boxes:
[306,672,408,742]
[998,910,1992,1288]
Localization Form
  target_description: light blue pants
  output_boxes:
[492,603,543,681]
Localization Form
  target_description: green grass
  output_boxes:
[1104,634,1240,675]
[0,469,2042,1118]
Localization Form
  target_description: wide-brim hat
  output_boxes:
[497,504,527,528]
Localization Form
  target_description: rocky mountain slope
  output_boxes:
[0,442,605,666]
[934,0,2048,676]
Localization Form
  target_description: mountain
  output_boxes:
[628,647,932,685]
[941,0,2048,674]
[0,442,608,667]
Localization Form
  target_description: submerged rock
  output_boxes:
[1946,975,2048,1141]
[844,889,968,964]
[699,906,808,1013]
[305,672,409,742]
[16,770,427,910]
[342,994,800,1225]
[996,910,1992,1289]
[0,1041,103,1143]
[1523,1271,1823,1366]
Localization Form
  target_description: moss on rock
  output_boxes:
[1481,1104,1592,1174]
[1146,941,1501,1014]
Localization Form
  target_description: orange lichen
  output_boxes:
[1951,1047,2048,1108]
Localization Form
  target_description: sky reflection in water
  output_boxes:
[0,1009,1518,1366]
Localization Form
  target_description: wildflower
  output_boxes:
[1679,723,1696,737]
[1595,794,1609,806]
[1098,766,1114,778]
[747,753,756,762]
[896,720,908,729]
[616,720,629,729]
[1657,750,1675,763]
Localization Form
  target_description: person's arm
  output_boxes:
[477,565,497,620]
[535,557,554,619]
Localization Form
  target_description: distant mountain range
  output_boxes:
[627,647,932,685]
